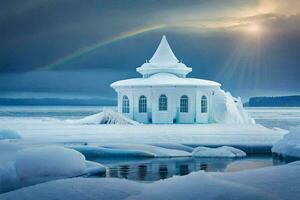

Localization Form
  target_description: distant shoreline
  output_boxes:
[0,96,299,107]
[244,95,300,107]
[0,98,116,106]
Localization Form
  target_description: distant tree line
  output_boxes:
[245,95,300,107]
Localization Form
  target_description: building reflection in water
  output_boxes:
[119,165,129,179]
[159,165,169,179]
[103,157,233,182]
[200,163,208,171]
[138,165,147,180]
[179,164,189,176]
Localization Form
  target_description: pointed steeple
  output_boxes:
[149,35,179,63]
[136,35,192,78]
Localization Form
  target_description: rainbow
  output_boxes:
[44,24,166,69]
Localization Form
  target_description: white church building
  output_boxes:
[111,35,252,124]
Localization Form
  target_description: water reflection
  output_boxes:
[100,157,237,182]
[179,164,189,176]
[138,165,147,180]
[92,156,285,182]
[119,165,129,179]
[200,163,208,171]
[159,165,168,179]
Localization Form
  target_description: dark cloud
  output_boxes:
[0,0,299,98]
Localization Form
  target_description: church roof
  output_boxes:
[136,35,192,77]
[111,73,221,88]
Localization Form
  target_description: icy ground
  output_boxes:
[0,161,300,200]
[0,116,286,147]
[0,106,298,199]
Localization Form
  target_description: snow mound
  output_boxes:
[0,129,21,140]
[103,144,191,157]
[212,90,255,124]
[0,177,143,200]
[288,161,300,166]
[150,143,194,152]
[15,146,87,179]
[0,171,280,200]
[272,125,300,158]
[70,146,155,158]
[85,160,106,176]
[192,146,246,158]
[129,172,274,200]
[70,109,139,125]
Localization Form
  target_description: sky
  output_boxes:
[0,0,299,101]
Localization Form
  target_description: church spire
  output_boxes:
[149,35,179,63]
[136,35,192,78]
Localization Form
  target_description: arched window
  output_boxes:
[159,94,167,111]
[122,95,129,113]
[180,95,188,113]
[201,95,207,113]
[139,95,147,113]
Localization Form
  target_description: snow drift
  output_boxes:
[150,143,194,152]
[0,145,106,193]
[85,161,106,176]
[15,146,87,179]
[69,109,139,125]
[192,146,246,158]
[4,162,300,200]
[70,145,156,158]
[272,125,300,158]
[103,144,191,157]
[212,90,255,124]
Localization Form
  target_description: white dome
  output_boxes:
[111,73,221,88]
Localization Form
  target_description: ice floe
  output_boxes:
[69,145,155,158]
[192,146,246,158]
[149,143,194,152]
[0,129,21,140]
[272,125,300,159]
[85,160,106,176]
[0,146,100,193]
[103,144,191,157]
[15,146,86,179]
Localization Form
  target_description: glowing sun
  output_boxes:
[246,23,262,35]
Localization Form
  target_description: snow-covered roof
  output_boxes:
[111,73,221,88]
[136,35,192,77]
[149,35,179,63]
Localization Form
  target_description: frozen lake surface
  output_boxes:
[246,107,300,129]
[0,106,293,148]
[0,106,299,199]
[0,106,299,129]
